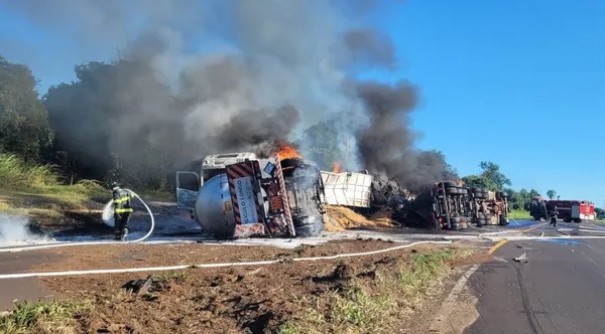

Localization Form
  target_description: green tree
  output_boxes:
[0,55,53,161]
[479,161,511,190]
[300,119,343,170]
[461,174,493,190]
[529,189,541,198]
[462,161,511,191]
[546,189,557,200]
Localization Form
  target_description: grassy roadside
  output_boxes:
[0,154,176,233]
[0,300,92,334]
[509,209,531,220]
[278,248,474,334]
[0,246,481,334]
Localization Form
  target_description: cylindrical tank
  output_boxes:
[194,174,236,238]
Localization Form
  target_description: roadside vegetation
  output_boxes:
[508,209,531,220]
[0,246,480,334]
[278,248,471,334]
[0,300,91,334]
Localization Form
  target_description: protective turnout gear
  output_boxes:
[549,206,559,227]
[112,187,133,241]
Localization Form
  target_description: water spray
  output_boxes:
[0,188,155,253]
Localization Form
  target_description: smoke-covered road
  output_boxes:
[466,220,605,334]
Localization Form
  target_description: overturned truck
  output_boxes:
[431,182,508,229]
[320,172,509,230]
[176,152,325,239]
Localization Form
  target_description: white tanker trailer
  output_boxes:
[176,152,326,238]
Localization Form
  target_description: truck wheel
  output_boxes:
[573,218,582,223]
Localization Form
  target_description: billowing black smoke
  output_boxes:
[5,0,454,190]
[356,81,455,192]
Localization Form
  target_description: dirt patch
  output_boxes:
[22,243,486,334]
[35,239,396,272]
[324,206,396,232]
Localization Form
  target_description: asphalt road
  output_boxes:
[466,220,605,334]
[0,250,61,311]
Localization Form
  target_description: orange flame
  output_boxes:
[332,161,343,173]
[275,143,302,160]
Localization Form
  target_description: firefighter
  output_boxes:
[549,205,559,227]
[111,182,134,241]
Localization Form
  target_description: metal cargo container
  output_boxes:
[320,171,372,208]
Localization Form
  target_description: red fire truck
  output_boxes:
[529,199,596,223]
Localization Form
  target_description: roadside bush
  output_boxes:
[0,154,60,190]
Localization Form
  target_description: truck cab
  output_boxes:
[176,152,257,211]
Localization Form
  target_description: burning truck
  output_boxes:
[176,147,510,238]
[176,148,326,239]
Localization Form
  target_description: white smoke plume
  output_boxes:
[0,214,51,246]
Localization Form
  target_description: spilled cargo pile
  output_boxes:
[324,206,397,232]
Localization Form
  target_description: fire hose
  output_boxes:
[0,240,453,279]
[123,188,156,242]
[0,188,155,253]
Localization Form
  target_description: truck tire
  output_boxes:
[473,188,488,199]
[573,218,582,223]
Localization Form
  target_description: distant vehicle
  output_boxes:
[526,197,595,223]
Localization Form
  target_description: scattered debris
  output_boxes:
[513,253,528,263]
[121,275,154,294]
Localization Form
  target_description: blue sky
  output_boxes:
[1,1,604,204]
[375,0,605,205]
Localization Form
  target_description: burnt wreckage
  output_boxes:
[367,178,509,230]
[177,152,509,238]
